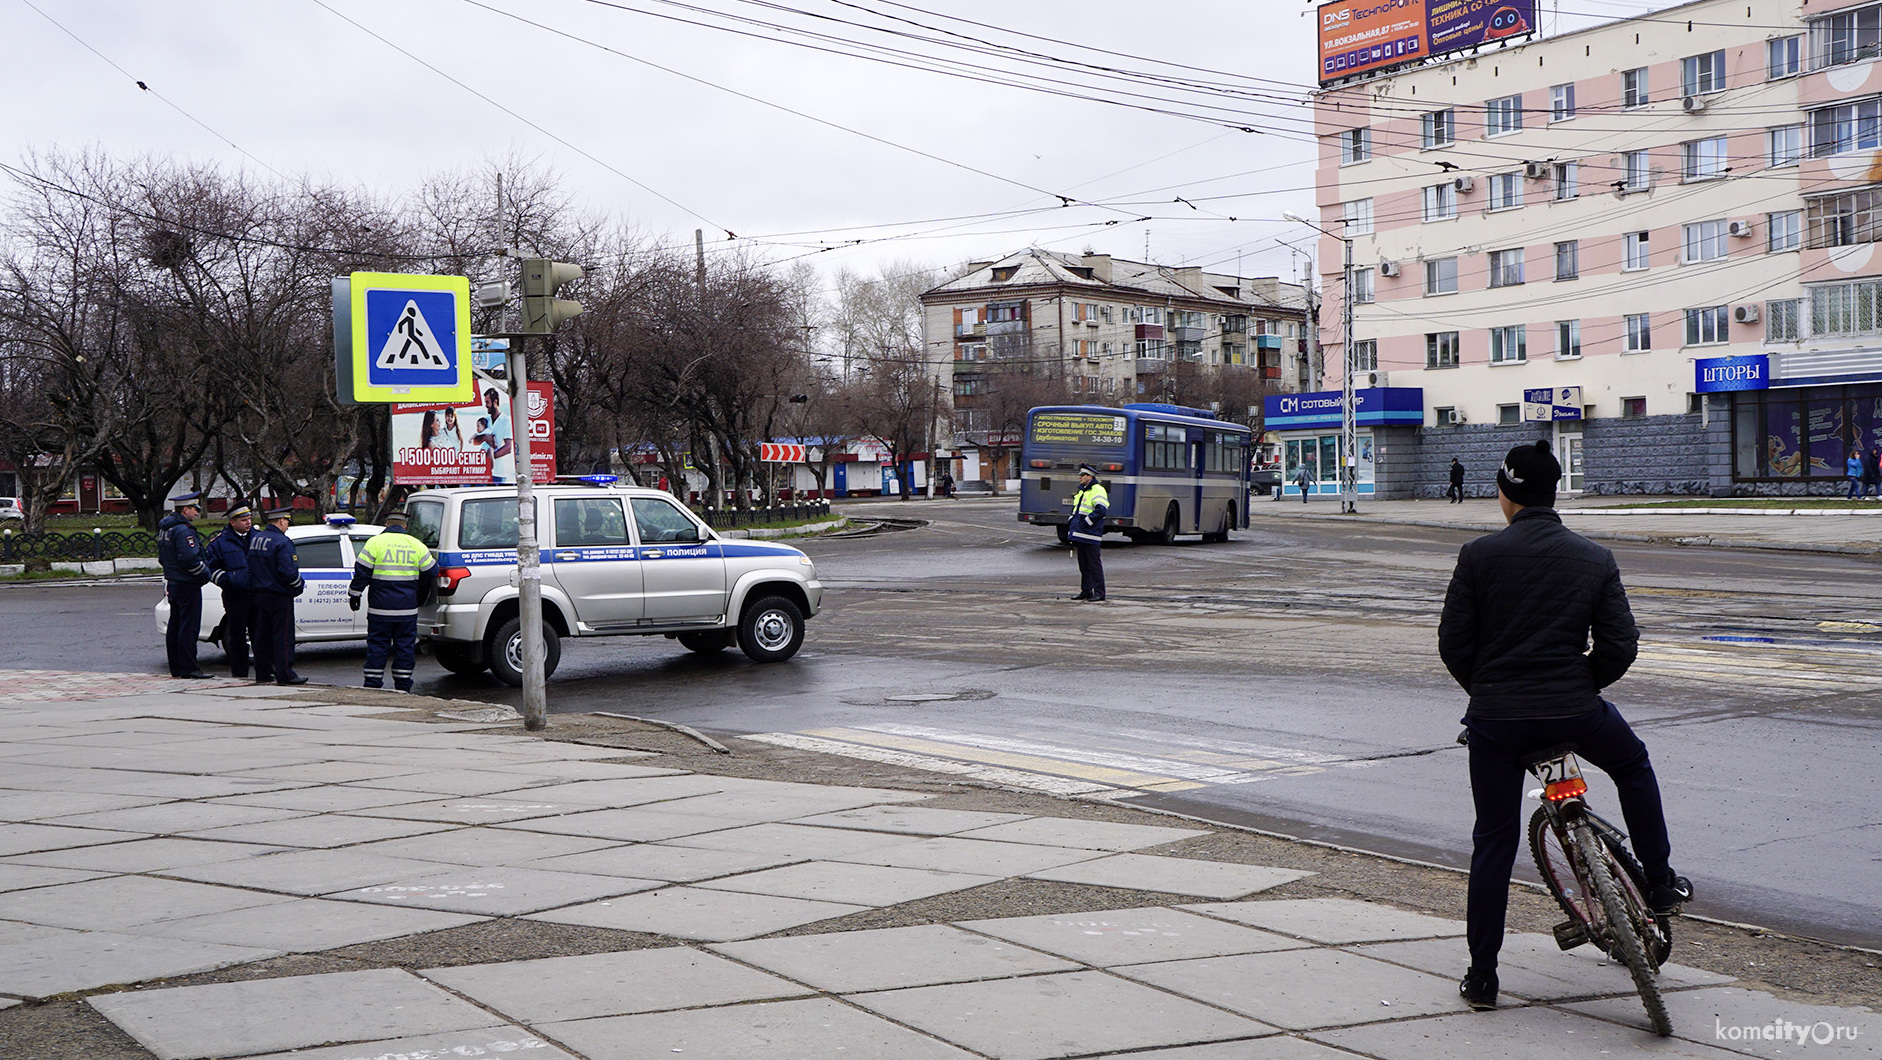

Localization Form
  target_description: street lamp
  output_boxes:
[1282,210,1358,514]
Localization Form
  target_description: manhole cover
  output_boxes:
[883,689,996,704]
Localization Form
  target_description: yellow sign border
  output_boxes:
[348,272,473,403]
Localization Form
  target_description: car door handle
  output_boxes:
[555,551,578,560]
[643,549,663,559]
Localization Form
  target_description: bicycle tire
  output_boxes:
[1529,808,1601,940]
[1573,821,1672,1037]
[1590,820,1674,967]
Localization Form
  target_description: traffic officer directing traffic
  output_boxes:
[347,510,438,692]
[1067,463,1109,602]
[157,491,214,678]
[204,505,268,681]
[247,507,308,685]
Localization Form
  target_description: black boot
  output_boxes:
[1459,967,1498,1010]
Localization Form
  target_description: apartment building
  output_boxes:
[920,250,1308,484]
[1310,0,1882,497]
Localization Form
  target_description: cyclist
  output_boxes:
[1438,440,1692,1011]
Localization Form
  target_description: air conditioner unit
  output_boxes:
[1524,162,1550,179]
[1681,95,1708,113]
[1452,409,1469,424]
[1733,304,1760,323]
[1453,176,1475,193]
[1357,370,1389,388]
[1728,220,1754,237]
[1379,260,1400,277]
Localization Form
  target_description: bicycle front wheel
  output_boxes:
[1572,820,1671,1037]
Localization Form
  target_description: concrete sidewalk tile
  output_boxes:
[1565,986,1882,1055]
[1117,949,1470,1030]
[712,923,1080,992]
[0,997,15,1011]
[0,921,74,948]
[962,907,1310,966]
[850,970,1275,1059]
[1354,934,1734,1003]
[209,784,440,813]
[1185,898,1466,944]
[498,807,751,843]
[1025,854,1315,899]
[477,759,664,780]
[664,822,903,859]
[527,842,801,882]
[229,761,425,784]
[127,897,485,951]
[0,822,144,857]
[182,813,455,848]
[955,817,1209,851]
[354,826,621,866]
[46,800,310,834]
[0,874,290,931]
[695,860,998,906]
[0,837,286,873]
[341,796,582,823]
[88,968,499,1060]
[0,791,169,821]
[359,768,589,798]
[836,836,1105,877]
[529,885,866,941]
[789,805,1033,835]
[1313,1005,1750,1058]
[242,1026,578,1060]
[540,997,976,1060]
[166,848,452,895]
[330,866,663,915]
[0,930,276,999]
[422,946,811,1023]
[480,774,732,807]
[1086,1041,1368,1059]
[0,862,109,892]
[653,786,932,822]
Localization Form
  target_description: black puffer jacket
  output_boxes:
[1438,506,1638,720]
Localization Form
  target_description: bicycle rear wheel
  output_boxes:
[1573,820,1671,1037]
[1530,808,1601,942]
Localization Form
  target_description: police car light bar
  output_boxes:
[578,475,620,485]
[324,514,358,527]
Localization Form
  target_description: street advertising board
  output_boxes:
[1318,0,1534,84]
[1523,386,1584,422]
[1263,387,1425,431]
[1693,354,1771,393]
[1027,411,1128,448]
[393,373,556,486]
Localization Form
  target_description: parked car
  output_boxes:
[409,483,823,686]
[155,515,385,645]
[0,497,23,523]
[1250,466,1283,492]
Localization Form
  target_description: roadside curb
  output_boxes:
[1246,511,1882,557]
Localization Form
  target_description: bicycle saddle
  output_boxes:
[1519,743,1580,769]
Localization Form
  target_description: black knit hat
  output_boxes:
[1496,440,1560,508]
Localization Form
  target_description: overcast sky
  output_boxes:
[4,0,1656,293]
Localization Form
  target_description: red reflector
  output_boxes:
[437,567,472,596]
[1543,777,1587,801]
[1029,459,1051,468]
[1102,462,1123,472]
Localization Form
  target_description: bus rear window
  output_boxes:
[1029,411,1127,448]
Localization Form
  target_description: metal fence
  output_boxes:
[0,529,157,562]
[694,502,834,531]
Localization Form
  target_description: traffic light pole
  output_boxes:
[506,341,547,731]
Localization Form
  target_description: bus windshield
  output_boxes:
[1027,410,1128,449]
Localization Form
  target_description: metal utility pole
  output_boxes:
[1283,212,1357,514]
[506,343,546,730]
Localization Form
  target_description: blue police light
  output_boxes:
[578,475,620,486]
[324,514,358,527]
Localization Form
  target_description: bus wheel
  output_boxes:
[1056,523,1070,546]
[1203,505,1232,544]
[1157,504,1180,545]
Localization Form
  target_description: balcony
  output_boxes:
[1262,365,1283,379]
[954,322,986,338]
[1136,357,1170,374]
[1135,324,1164,340]
[1171,326,1207,343]
[1224,316,1248,335]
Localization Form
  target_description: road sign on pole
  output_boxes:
[345,272,473,403]
[759,443,805,463]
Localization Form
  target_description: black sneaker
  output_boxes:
[1459,968,1498,1011]
[1650,875,1694,914]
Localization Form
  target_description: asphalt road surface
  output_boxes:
[10,496,1882,949]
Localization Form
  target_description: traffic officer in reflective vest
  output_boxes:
[204,505,268,681]
[157,491,213,678]
[348,510,438,692]
[248,507,307,686]
[1068,463,1109,602]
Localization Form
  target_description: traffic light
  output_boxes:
[520,258,584,334]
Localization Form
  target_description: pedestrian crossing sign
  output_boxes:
[347,272,473,403]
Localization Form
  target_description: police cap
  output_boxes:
[1077,464,1098,477]
[263,506,295,520]
[170,490,204,508]
[225,504,254,521]
[382,510,408,525]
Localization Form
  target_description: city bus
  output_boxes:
[1017,403,1253,545]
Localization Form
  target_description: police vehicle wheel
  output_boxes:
[487,616,562,687]
[1055,524,1070,546]
[433,641,486,676]
[678,630,733,654]
[738,595,805,663]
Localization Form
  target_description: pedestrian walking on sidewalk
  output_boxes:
[1067,464,1108,602]
[1848,448,1865,500]
[348,510,438,692]
[1439,440,1691,1012]
[204,505,266,680]
[157,491,213,679]
[1863,446,1881,499]
[1293,463,1315,503]
[1448,458,1466,504]
[248,507,307,686]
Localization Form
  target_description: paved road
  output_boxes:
[10,497,1882,947]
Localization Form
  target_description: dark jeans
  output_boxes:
[364,614,418,690]
[1463,699,1674,973]
[1849,476,1862,499]
[221,590,265,679]
[164,581,201,676]
[254,592,298,682]
[1449,483,1464,503]
[1074,541,1105,599]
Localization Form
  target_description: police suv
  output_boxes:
[407,482,822,686]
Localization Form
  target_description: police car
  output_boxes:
[154,515,387,644]
[409,481,823,686]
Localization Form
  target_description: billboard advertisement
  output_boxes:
[1319,0,1534,84]
[393,374,556,486]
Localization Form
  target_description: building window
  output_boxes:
[1553,161,1578,200]
[1422,108,1455,147]
[1489,172,1523,210]
[1769,35,1802,78]
[1684,220,1729,263]
[1342,127,1372,163]
[1498,404,1521,426]
[1488,249,1525,287]
[1556,320,1582,359]
[1555,241,1579,280]
[1623,150,1651,191]
[1810,5,1882,68]
[1805,188,1882,248]
[1767,298,1802,340]
[1551,83,1577,121]
[1625,313,1653,352]
[1422,183,1458,221]
[1425,257,1458,294]
[1682,50,1727,95]
[1490,325,1527,363]
[1101,305,1113,323]
[1810,99,1882,157]
[1622,397,1648,418]
[1685,305,1730,345]
[1624,230,1651,270]
[1810,278,1882,334]
[1351,339,1377,372]
[1352,267,1375,304]
[1426,331,1460,368]
[1768,125,1803,167]
[1683,137,1728,180]
[1485,94,1523,136]
[1769,210,1803,251]
[1434,407,1459,426]
[1623,67,1649,107]
[1342,198,1374,235]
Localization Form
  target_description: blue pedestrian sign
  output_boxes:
[344,272,473,403]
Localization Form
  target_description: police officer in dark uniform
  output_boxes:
[157,491,213,678]
[204,504,268,681]
[248,507,308,685]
